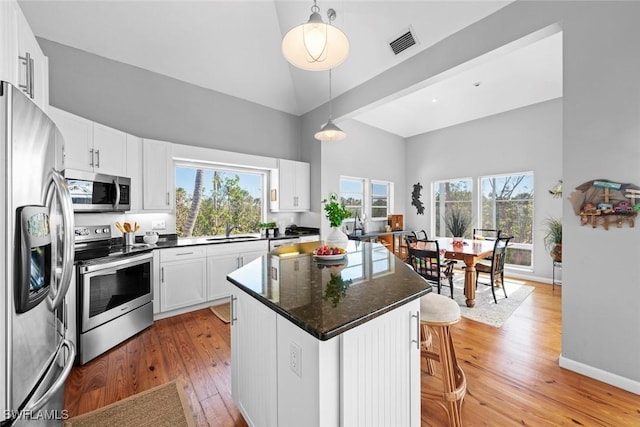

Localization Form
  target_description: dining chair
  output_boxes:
[475,235,512,304]
[406,239,456,298]
[472,228,501,241]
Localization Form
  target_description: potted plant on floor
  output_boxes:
[322,192,351,249]
[543,217,562,262]
[445,206,471,248]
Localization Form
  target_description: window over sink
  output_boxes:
[175,164,266,238]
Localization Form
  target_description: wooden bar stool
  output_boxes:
[420,292,467,427]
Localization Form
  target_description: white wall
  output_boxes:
[560,2,640,392]
[301,0,640,395]
[406,99,562,280]
[38,38,302,161]
[319,119,406,238]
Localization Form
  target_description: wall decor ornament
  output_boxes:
[411,182,424,215]
[569,179,639,229]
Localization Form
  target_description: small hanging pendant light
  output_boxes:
[315,69,346,141]
[282,1,349,71]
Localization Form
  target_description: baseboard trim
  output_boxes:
[559,354,640,395]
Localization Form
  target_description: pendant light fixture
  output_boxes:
[315,69,346,141]
[281,1,349,71]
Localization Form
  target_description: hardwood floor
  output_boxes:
[64,282,640,426]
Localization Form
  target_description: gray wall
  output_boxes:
[319,119,406,237]
[300,0,640,393]
[406,98,562,281]
[38,38,301,160]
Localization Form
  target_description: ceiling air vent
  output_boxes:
[389,26,418,55]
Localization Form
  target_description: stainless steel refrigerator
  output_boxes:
[1,82,76,426]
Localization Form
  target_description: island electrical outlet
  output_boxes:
[290,342,302,378]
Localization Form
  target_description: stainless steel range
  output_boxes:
[70,224,154,364]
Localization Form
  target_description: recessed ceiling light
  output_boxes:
[432,98,438,103]
[473,81,481,87]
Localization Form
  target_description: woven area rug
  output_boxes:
[443,276,534,328]
[210,302,231,323]
[64,381,195,427]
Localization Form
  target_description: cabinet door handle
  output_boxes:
[18,52,33,98]
[161,267,164,283]
[95,149,100,168]
[175,252,194,256]
[89,149,94,167]
[166,192,170,205]
[411,311,420,350]
[230,295,237,325]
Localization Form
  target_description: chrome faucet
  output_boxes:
[225,223,239,238]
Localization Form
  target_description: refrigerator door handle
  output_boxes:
[45,169,75,311]
[23,339,76,414]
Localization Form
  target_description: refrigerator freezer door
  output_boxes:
[2,82,74,422]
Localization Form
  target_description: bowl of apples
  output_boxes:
[312,245,347,261]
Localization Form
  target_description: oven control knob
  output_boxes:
[102,227,110,234]
[95,229,101,234]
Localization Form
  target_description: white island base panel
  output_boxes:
[232,290,421,427]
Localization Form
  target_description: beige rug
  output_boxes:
[446,276,534,328]
[64,380,195,427]
[210,302,231,323]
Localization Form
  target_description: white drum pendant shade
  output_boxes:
[282,11,349,71]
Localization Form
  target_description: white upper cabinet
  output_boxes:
[1,0,49,112]
[125,134,143,212]
[270,159,310,212]
[142,138,174,211]
[48,107,126,176]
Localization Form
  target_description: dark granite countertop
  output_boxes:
[348,230,413,240]
[227,241,432,341]
[141,233,313,249]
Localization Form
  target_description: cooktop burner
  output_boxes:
[74,224,153,263]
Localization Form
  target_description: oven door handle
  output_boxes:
[80,251,153,274]
[44,169,75,311]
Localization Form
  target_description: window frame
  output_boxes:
[432,177,474,239]
[174,161,268,237]
[339,176,394,223]
[478,171,534,270]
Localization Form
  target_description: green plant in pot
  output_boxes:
[444,206,472,243]
[543,217,562,262]
[322,193,351,249]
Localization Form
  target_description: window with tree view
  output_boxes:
[340,177,364,219]
[434,178,473,239]
[175,165,264,238]
[480,172,534,268]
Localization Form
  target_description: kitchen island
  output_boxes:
[227,241,430,427]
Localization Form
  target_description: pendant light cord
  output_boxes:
[328,68,333,119]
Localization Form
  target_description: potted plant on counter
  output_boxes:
[322,192,351,249]
[543,217,562,262]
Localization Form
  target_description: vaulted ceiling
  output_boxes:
[19,1,562,137]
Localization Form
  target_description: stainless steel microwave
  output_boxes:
[64,169,131,212]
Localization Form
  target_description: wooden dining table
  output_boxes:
[413,239,495,308]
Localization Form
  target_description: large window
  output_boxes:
[371,181,390,219]
[175,165,264,238]
[480,172,534,268]
[339,177,393,222]
[340,177,364,218]
[434,178,473,239]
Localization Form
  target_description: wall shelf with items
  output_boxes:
[569,179,640,230]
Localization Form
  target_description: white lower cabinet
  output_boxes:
[206,241,267,301]
[159,246,207,312]
[231,290,421,427]
[231,289,278,427]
